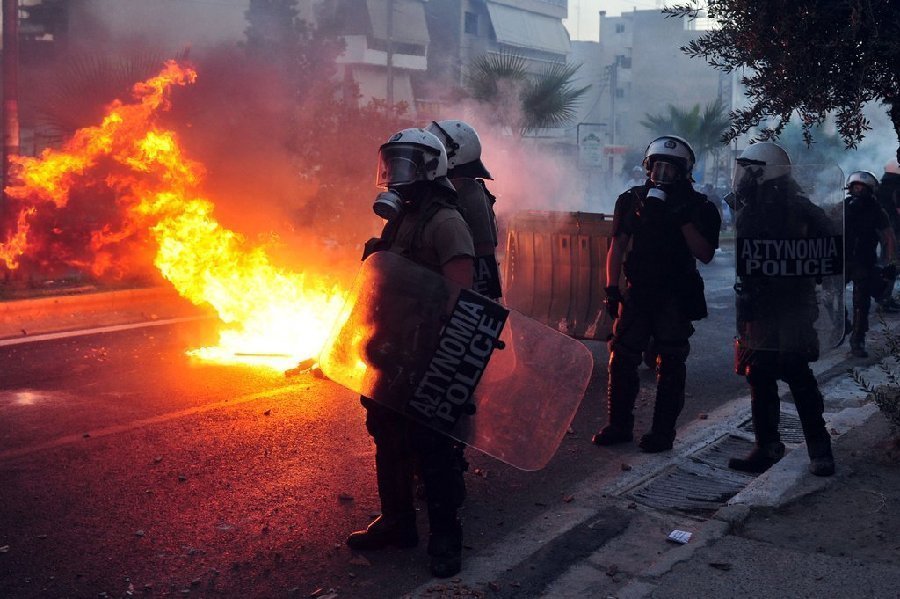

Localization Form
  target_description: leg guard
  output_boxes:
[348,399,418,550]
[781,359,833,476]
[412,426,466,578]
[650,343,689,435]
[593,347,642,446]
[745,365,781,446]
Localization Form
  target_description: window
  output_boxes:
[615,88,625,99]
[615,23,625,33]
[465,11,478,35]
[615,54,632,69]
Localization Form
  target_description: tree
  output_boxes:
[641,99,731,181]
[467,53,591,136]
[664,1,900,160]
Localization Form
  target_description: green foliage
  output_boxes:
[850,313,900,430]
[466,53,590,135]
[640,99,731,156]
[664,1,900,159]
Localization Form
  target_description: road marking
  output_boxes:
[0,316,208,347]
[0,383,309,463]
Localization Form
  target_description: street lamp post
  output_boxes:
[386,0,394,106]
[2,0,19,215]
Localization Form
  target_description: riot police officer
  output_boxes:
[728,142,838,477]
[592,135,720,453]
[844,170,897,357]
[425,120,502,299]
[347,128,475,578]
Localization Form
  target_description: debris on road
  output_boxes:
[667,529,692,544]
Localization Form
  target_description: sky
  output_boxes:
[564,0,668,41]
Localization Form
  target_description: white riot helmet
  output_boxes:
[376,128,449,189]
[734,141,791,182]
[846,170,879,195]
[425,120,493,180]
[642,135,695,184]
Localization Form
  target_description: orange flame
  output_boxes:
[2,60,346,369]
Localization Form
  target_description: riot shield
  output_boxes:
[318,250,594,471]
[733,164,845,360]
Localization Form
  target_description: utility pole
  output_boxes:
[385,0,394,106]
[2,0,19,214]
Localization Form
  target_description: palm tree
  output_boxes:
[640,99,731,182]
[467,52,591,136]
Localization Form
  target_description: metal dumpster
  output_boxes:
[502,211,616,341]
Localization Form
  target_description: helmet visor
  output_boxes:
[376,145,427,188]
[649,160,680,185]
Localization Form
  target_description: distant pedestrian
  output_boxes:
[843,171,897,357]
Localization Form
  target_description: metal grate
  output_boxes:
[690,434,757,471]
[626,460,756,514]
[738,411,806,444]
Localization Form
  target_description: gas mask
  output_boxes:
[372,182,429,220]
[373,189,404,220]
[732,161,763,201]
[848,183,872,200]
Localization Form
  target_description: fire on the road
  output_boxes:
[0,61,346,370]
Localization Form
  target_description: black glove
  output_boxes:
[604,285,622,320]
[883,263,898,281]
[669,200,695,227]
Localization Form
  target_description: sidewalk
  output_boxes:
[409,316,900,599]
[642,407,900,598]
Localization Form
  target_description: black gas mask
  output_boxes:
[732,159,765,203]
[848,183,873,201]
[372,182,430,221]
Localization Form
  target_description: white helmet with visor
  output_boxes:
[846,170,879,195]
[376,128,448,189]
[642,135,696,185]
[425,120,492,180]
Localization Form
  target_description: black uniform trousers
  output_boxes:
[744,351,831,457]
[360,396,466,533]
[607,288,693,434]
[847,262,876,343]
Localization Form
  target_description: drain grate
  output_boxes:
[690,434,757,470]
[738,411,806,444]
[626,460,755,513]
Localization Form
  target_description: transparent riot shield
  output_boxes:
[733,164,845,365]
[318,251,594,471]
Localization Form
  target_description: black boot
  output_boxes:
[639,430,676,453]
[592,425,633,446]
[428,520,462,578]
[728,441,786,473]
[593,349,639,446]
[347,513,418,550]
[786,366,835,477]
[734,369,784,473]
[638,350,687,453]
[349,422,418,551]
[807,439,835,477]
[850,307,869,357]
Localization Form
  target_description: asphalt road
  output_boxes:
[0,249,748,598]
